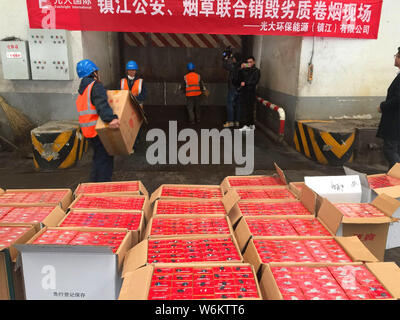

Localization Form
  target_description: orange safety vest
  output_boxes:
[120,78,143,97]
[184,72,202,97]
[76,81,99,138]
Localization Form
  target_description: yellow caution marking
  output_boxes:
[320,132,355,159]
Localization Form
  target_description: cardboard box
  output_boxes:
[16,226,136,300]
[317,194,400,261]
[345,165,400,249]
[230,185,298,201]
[0,224,37,300]
[119,263,263,300]
[143,215,235,239]
[57,209,145,245]
[95,90,143,156]
[0,205,66,232]
[220,163,287,193]
[234,215,336,254]
[259,262,400,300]
[227,184,317,227]
[152,197,236,217]
[0,189,73,211]
[150,184,225,204]
[74,181,148,198]
[243,236,378,274]
[68,194,152,225]
[122,234,244,277]
[304,175,362,203]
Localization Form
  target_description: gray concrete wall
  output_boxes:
[122,42,231,106]
[82,31,120,88]
[252,35,302,142]
[123,42,231,82]
[0,0,85,141]
[296,0,400,119]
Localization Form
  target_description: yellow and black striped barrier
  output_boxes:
[293,120,355,166]
[31,121,87,170]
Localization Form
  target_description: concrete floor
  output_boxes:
[0,108,398,266]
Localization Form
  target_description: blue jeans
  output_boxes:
[89,136,114,182]
[227,88,241,122]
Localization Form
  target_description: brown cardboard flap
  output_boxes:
[41,206,66,227]
[142,196,152,224]
[373,186,400,198]
[366,262,400,299]
[242,239,262,274]
[274,162,287,185]
[387,163,400,179]
[118,265,153,300]
[341,216,392,224]
[220,177,231,194]
[317,198,343,234]
[150,186,163,204]
[122,240,148,277]
[143,217,152,239]
[335,236,378,262]
[227,203,242,227]
[222,188,240,214]
[234,218,252,252]
[138,181,149,198]
[116,231,134,271]
[259,263,283,300]
[371,193,400,218]
[0,252,11,300]
[300,184,317,215]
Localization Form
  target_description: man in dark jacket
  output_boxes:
[239,56,260,132]
[76,59,120,182]
[377,47,400,170]
[223,52,243,128]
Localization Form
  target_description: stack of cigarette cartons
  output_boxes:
[0,188,73,300]
[150,184,225,204]
[15,182,150,300]
[231,186,379,275]
[317,194,400,261]
[0,188,73,211]
[0,224,36,300]
[344,164,400,250]
[119,184,262,300]
[67,193,150,240]
[220,163,287,194]
[74,181,148,197]
[16,226,135,300]
[259,262,400,300]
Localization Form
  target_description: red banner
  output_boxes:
[28,0,383,39]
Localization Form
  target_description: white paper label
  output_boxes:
[6,52,22,59]
[305,175,361,195]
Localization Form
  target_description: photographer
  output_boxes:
[222,47,243,128]
[239,56,260,132]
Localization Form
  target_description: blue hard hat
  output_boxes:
[126,60,138,70]
[76,59,99,78]
[187,62,195,71]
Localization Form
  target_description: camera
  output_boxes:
[222,46,232,59]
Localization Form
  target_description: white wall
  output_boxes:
[0,0,83,93]
[298,0,400,97]
[254,35,302,96]
[82,31,120,88]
